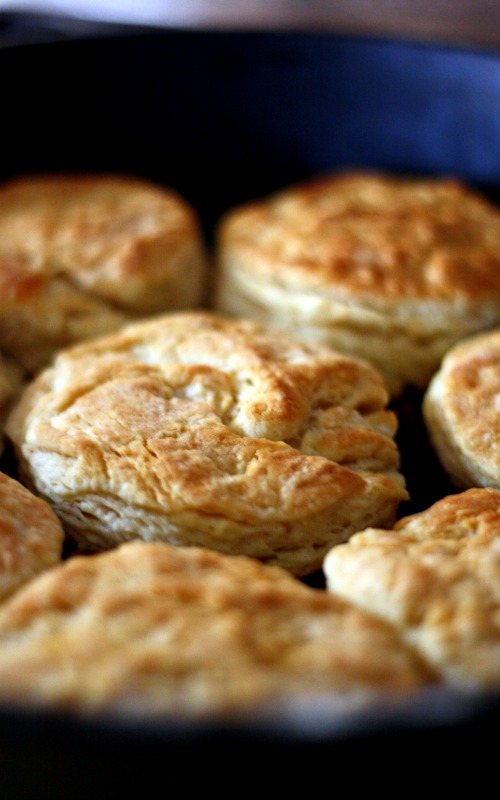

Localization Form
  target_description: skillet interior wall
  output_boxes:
[2,27,500,240]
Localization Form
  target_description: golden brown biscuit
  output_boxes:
[423,328,500,489]
[0,470,64,601]
[214,171,500,396]
[0,173,208,373]
[0,540,434,718]
[5,310,407,576]
[323,488,500,689]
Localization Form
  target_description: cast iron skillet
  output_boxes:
[0,17,499,795]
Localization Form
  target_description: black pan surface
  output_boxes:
[0,19,499,795]
[2,18,500,225]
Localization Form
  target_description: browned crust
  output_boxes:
[324,488,500,688]
[5,311,407,576]
[0,540,434,717]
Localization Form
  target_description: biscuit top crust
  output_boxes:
[323,488,500,688]
[0,173,204,313]
[5,311,406,572]
[218,171,500,301]
[0,541,434,716]
[0,471,64,600]
[423,329,500,488]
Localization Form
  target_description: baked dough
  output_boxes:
[0,173,208,373]
[0,540,434,718]
[0,470,64,601]
[323,488,500,689]
[423,328,500,489]
[214,171,500,395]
[5,310,407,576]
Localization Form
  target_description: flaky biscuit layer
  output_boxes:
[0,540,434,718]
[0,471,64,600]
[215,171,500,395]
[0,174,208,372]
[324,488,500,689]
[5,311,407,576]
[424,328,500,489]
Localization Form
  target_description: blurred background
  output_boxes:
[0,0,499,48]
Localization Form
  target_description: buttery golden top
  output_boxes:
[0,173,203,310]
[0,541,434,717]
[324,488,500,688]
[0,471,64,601]
[218,171,500,301]
[0,173,208,372]
[5,311,407,575]
[424,328,500,489]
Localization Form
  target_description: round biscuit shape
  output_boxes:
[215,171,500,395]
[324,488,500,689]
[0,540,435,718]
[0,173,208,373]
[423,328,500,490]
[5,310,408,576]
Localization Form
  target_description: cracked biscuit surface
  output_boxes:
[423,328,500,489]
[0,540,434,718]
[215,171,500,395]
[0,173,208,373]
[324,488,500,689]
[0,471,64,601]
[5,310,407,576]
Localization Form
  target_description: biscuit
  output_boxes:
[0,173,208,373]
[5,310,407,576]
[0,540,434,718]
[0,470,64,601]
[214,171,500,396]
[423,328,500,489]
[323,488,500,689]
